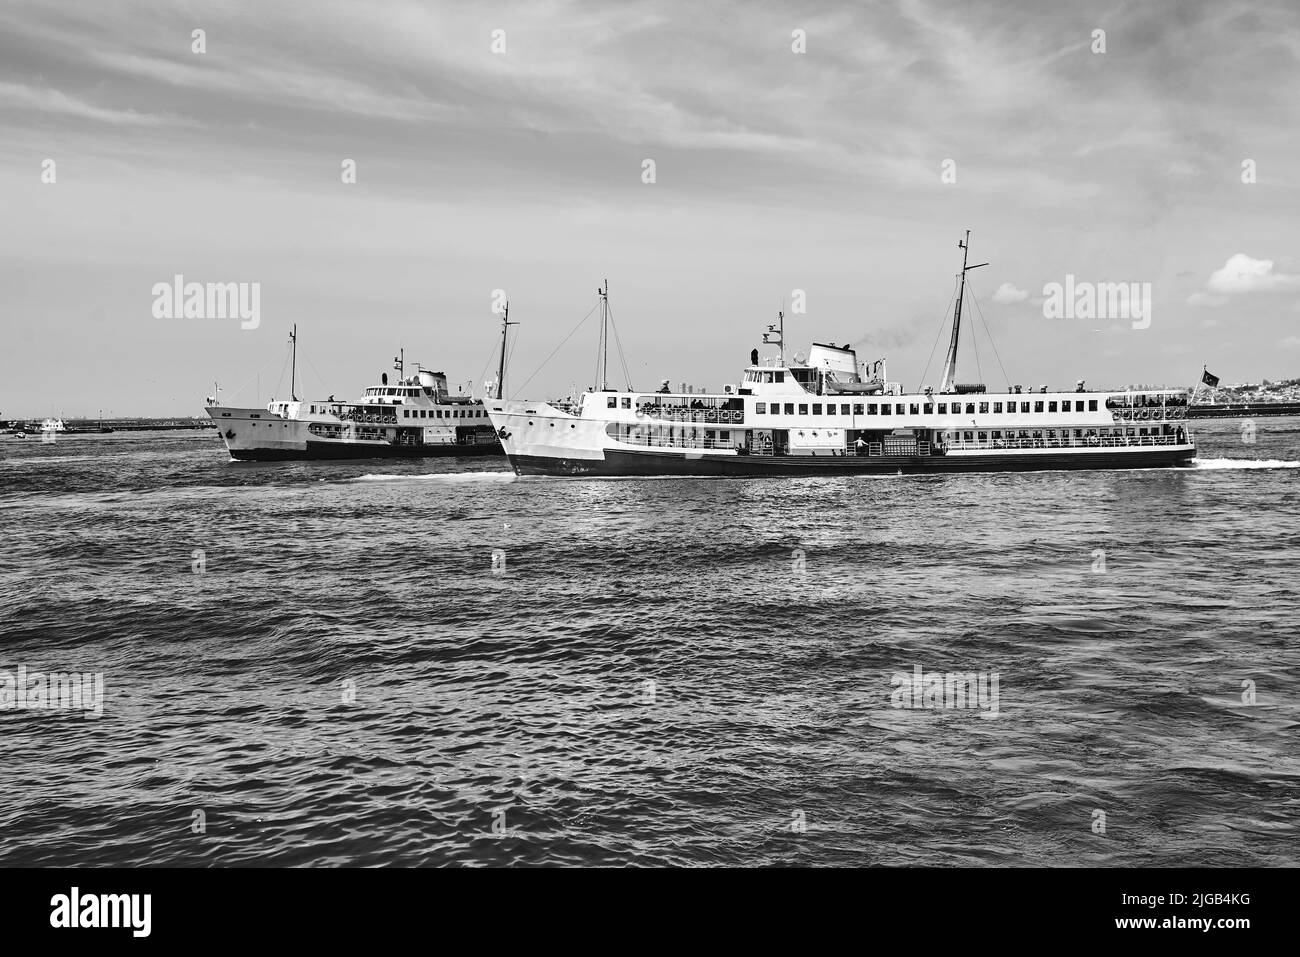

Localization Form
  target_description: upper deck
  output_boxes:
[563,381,1188,431]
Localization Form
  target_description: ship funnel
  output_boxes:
[417,370,449,396]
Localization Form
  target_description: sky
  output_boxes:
[2,0,1299,418]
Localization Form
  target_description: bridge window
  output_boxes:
[1034,401,1044,412]
[756,402,766,413]
[621,397,631,409]
[938,403,947,414]
[910,404,919,415]
[813,404,822,415]
[1048,401,1058,412]
[881,405,891,415]
[1089,400,1098,411]
[867,404,877,415]
[896,404,905,415]
[1075,401,1085,412]
[853,404,864,415]
[775,371,785,383]
[784,403,795,414]
[979,402,989,413]
[963,431,974,442]
[799,404,808,415]
[978,431,987,442]
[993,402,1002,413]
[607,397,617,408]
[841,404,850,415]
[1021,402,1030,413]
[962,403,973,414]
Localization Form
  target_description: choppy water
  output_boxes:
[1,419,1297,866]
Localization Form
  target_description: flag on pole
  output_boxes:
[1201,367,1220,388]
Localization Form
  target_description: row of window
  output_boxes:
[307,404,485,419]
[743,370,788,383]
[952,426,1171,442]
[402,408,485,419]
[752,399,1102,416]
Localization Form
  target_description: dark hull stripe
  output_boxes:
[227,441,503,462]
[1187,403,1300,418]
[508,447,1196,477]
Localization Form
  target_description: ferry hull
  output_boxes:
[208,405,502,462]
[508,446,1196,477]
[230,442,502,462]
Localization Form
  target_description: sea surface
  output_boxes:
[1,419,1298,867]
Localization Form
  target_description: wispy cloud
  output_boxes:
[992,283,1029,304]
[0,79,195,126]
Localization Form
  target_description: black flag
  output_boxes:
[1201,368,1220,388]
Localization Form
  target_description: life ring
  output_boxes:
[1137,409,1149,420]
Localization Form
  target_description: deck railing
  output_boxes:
[942,433,1184,451]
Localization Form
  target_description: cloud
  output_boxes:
[1187,292,1228,307]
[0,80,194,126]
[1205,254,1300,294]
[1281,336,1300,349]
[991,283,1029,304]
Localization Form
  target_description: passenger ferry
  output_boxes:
[486,235,1196,477]
[206,326,503,461]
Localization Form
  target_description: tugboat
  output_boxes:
[206,324,506,461]
[486,234,1197,477]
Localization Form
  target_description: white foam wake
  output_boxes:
[1192,457,1300,470]
[352,471,517,482]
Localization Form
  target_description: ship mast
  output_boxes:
[763,310,785,365]
[597,280,609,391]
[290,324,298,400]
[496,301,517,400]
[940,230,987,394]
[393,347,404,380]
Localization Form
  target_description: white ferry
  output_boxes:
[206,326,503,462]
[39,417,67,433]
[486,235,1196,477]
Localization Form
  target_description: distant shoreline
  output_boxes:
[2,418,215,433]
